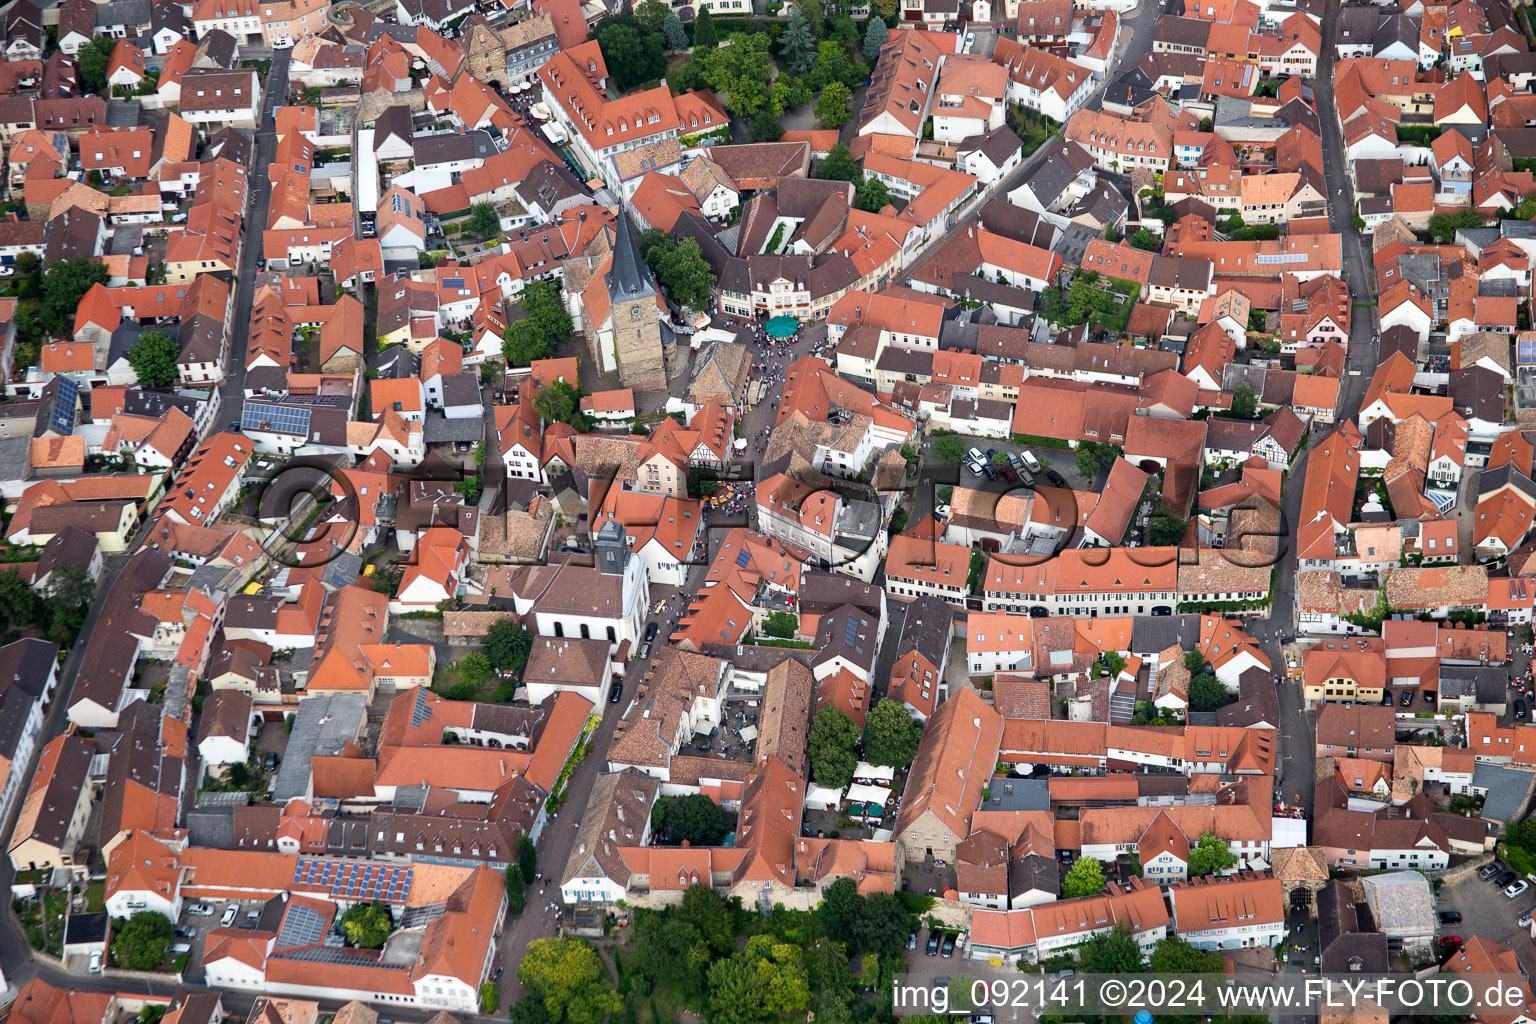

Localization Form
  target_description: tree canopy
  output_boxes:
[486,618,534,673]
[816,143,862,184]
[854,175,893,212]
[863,16,889,60]
[863,699,921,768]
[809,705,858,788]
[693,7,717,46]
[640,232,717,313]
[42,257,110,335]
[651,793,729,845]
[1077,926,1144,974]
[1149,935,1224,974]
[466,203,501,237]
[781,8,817,72]
[126,331,179,388]
[338,902,394,948]
[816,81,853,129]
[662,12,688,50]
[111,912,173,970]
[1188,831,1238,877]
[534,381,590,432]
[502,280,571,365]
[519,939,622,1024]
[1230,382,1257,420]
[78,37,116,93]
[1061,856,1105,899]
[593,16,667,90]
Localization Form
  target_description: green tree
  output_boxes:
[1130,228,1160,251]
[1188,672,1227,712]
[1061,856,1105,899]
[863,698,921,768]
[453,474,483,504]
[746,935,811,1016]
[676,883,735,955]
[505,863,528,914]
[1150,936,1224,974]
[693,6,717,46]
[510,996,552,1024]
[691,33,773,119]
[41,257,110,335]
[771,74,814,115]
[1230,382,1257,420]
[930,433,968,463]
[1198,116,1214,132]
[520,832,538,882]
[1078,926,1145,974]
[642,235,717,312]
[687,466,721,497]
[1507,818,1536,854]
[43,562,95,637]
[816,143,862,183]
[1098,650,1127,678]
[662,12,688,50]
[486,618,533,673]
[534,380,589,431]
[807,39,861,91]
[481,983,502,1015]
[762,610,798,638]
[456,651,492,691]
[1426,209,1484,243]
[818,878,863,943]
[519,939,622,1024]
[862,15,889,60]
[78,37,115,93]
[1188,831,1238,877]
[635,0,669,33]
[829,14,859,48]
[817,81,853,128]
[1146,505,1186,545]
[809,705,858,787]
[856,177,897,214]
[338,902,394,948]
[595,18,666,90]
[630,911,710,993]
[126,330,179,388]
[750,112,785,141]
[466,203,501,237]
[110,912,174,970]
[781,7,818,72]
[1184,650,1206,674]
[707,957,772,1024]
[652,793,729,845]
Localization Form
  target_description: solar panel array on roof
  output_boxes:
[410,687,431,728]
[243,401,313,436]
[293,859,413,902]
[735,548,751,567]
[843,618,859,646]
[51,378,79,436]
[1519,336,1536,364]
[275,903,328,949]
[273,946,414,969]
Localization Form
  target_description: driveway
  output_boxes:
[1439,871,1536,974]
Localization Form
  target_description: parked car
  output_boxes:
[189,904,214,917]
[941,934,957,958]
[638,640,652,660]
[1020,469,1035,487]
[1496,871,1518,887]
[968,461,985,477]
[169,943,192,955]
[1480,864,1503,880]
[1519,700,1529,720]
[246,909,261,923]
[935,503,951,519]
[1400,690,1414,706]
[1506,881,1529,899]
[1021,450,1042,473]
[645,622,658,642]
[88,951,102,973]
[1000,466,1017,484]
[265,752,278,772]
[926,933,940,956]
[1046,469,1067,487]
[967,448,985,464]
[220,905,238,927]
[176,926,196,938]
[983,465,999,481]
[907,933,918,950]
[1439,911,1462,924]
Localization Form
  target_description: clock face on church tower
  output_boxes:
[631,306,643,319]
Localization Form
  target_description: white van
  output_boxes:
[1020,450,1042,473]
[967,447,985,464]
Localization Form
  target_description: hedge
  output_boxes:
[1010,433,1072,450]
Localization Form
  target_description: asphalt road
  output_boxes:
[0,51,294,1001]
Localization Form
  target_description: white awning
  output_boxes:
[740,725,758,742]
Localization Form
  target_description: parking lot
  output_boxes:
[175,896,274,978]
[1437,869,1536,973]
